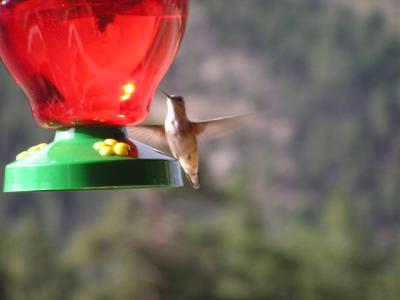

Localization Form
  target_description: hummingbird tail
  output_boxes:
[186,172,200,190]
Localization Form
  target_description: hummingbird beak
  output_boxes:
[161,90,172,99]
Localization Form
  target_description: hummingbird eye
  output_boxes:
[173,96,184,103]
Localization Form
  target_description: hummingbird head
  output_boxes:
[162,91,186,113]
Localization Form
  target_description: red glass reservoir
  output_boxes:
[0,0,188,128]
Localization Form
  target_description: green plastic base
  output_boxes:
[3,127,183,192]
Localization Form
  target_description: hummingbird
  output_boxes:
[128,92,250,189]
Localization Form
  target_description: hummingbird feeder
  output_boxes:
[0,0,188,192]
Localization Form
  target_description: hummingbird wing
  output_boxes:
[192,114,252,142]
[128,125,168,148]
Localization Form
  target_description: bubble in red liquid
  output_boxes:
[0,0,188,128]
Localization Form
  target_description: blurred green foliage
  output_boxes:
[1,196,400,300]
[1,0,400,299]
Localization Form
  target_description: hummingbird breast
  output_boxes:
[165,119,196,155]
